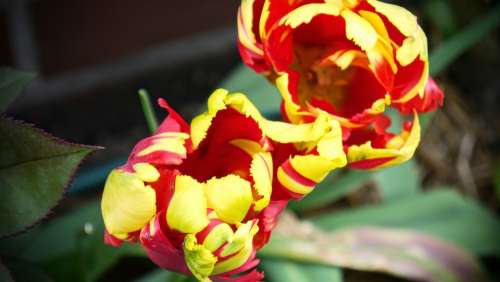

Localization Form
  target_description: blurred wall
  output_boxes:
[1,0,239,76]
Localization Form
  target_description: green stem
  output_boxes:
[138,89,159,134]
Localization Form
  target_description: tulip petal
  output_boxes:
[367,0,418,38]
[279,3,341,29]
[238,0,264,57]
[342,10,378,51]
[316,120,346,163]
[250,152,273,211]
[140,213,191,275]
[395,77,444,114]
[254,200,288,249]
[348,113,420,169]
[132,163,160,182]
[205,175,253,225]
[214,222,259,275]
[183,234,217,282]
[202,223,234,252]
[167,175,209,233]
[128,132,190,167]
[193,88,338,147]
[101,168,157,239]
[191,89,229,149]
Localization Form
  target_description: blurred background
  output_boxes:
[1,0,500,281]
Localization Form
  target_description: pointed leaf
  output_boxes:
[2,259,53,282]
[0,68,35,112]
[0,200,145,281]
[262,213,488,282]
[0,118,101,237]
[312,190,500,256]
[374,161,420,201]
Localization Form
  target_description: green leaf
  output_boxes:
[2,259,53,282]
[0,68,35,112]
[0,200,145,282]
[260,259,342,282]
[374,161,420,201]
[0,118,100,238]
[429,3,500,75]
[262,214,487,282]
[311,189,500,256]
[218,64,281,118]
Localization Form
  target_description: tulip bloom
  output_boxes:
[238,0,444,169]
[101,89,346,281]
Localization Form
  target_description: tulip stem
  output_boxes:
[138,89,159,134]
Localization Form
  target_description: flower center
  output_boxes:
[292,43,385,119]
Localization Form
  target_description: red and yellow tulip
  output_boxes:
[102,1,444,279]
[238,0,444,169]
[101,89,346,281]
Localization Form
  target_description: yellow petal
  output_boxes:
[191,89,228,149]
[205,175,253,225]
[276,73,302,124]
[184,234,217,282]
[359,10,389,41]
[167,175,209,233]
[317,120,347,165]
[250,152,273,211]
[238,0,264,56]
[101,169,156,238]
[289,155,337,184]
[342,10,378,51]
[229,139,265,156]
[397,35,421,66]
[259,0,271,39]
[132,163,160,182]
[359,10,398,73]
[367,0,418,37]
[279,3,342,28]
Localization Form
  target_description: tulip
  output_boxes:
[101,89,346,281]
[238,0,444,169]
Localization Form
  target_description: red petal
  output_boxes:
[349,156,396,169]
[395,77,444,114]
[215,269,264,282]
[104,229,123,247]
[238,42,270,73]
[140,212,191,275]
[157,98,190,134]
[254,200,288,249]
